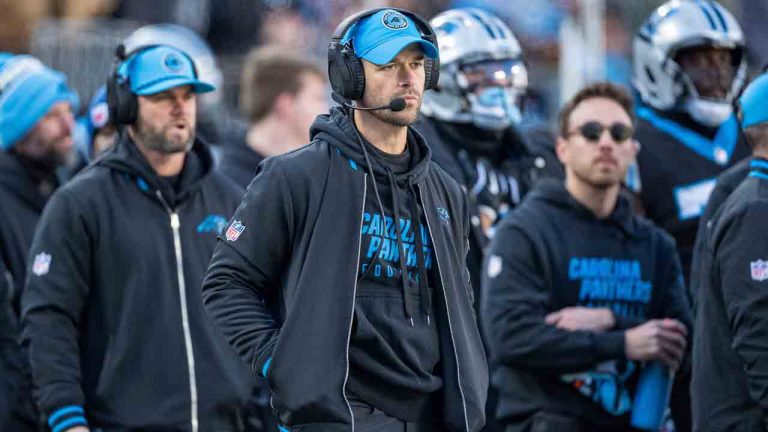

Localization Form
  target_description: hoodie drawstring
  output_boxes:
[408,179,432,325]
[386,167,416,326]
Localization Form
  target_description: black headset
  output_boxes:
[107,43,200,126]
[327,7,440,102]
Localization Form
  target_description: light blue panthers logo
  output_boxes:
[197,214,228,235]
[163,53,184,73]
[437,207,450,223]
[382,11,409,30]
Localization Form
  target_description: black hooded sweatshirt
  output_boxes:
[346,130,443,422]
[481,180,692,430]
[0,151,58,429]
[202,107,488,431]
[20,135,256,431]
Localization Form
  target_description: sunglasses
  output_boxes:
[568,121,634,143]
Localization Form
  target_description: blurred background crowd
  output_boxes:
[2,0,766,141]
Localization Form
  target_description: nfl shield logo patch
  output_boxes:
[32,252,52,276]
[751,260,768,281]
[226,220,246,242]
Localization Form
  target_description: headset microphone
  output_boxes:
[332,92,407,112]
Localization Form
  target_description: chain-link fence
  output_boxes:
[29,18,142,109]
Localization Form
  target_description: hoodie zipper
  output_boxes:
[343,172,367,432]
[156,191,199,432]
[418,187,470,432]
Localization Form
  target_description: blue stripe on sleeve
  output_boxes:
[52,416,88,432]
[749,171,768,182]
[48,406,84,426]
[750,159,768,171]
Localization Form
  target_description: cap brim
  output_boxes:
[360,37,438,66]
[134,77,216,96]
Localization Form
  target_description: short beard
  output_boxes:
[132,120,194,155]
[14,135,70,171]
[368,107,419,127]
[571,166,618,190]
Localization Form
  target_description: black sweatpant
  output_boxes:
[349,396,434,432]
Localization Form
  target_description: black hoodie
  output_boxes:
[202,107,488,431]
[0,151,56,429]
[481,180,692,430]
[20,135,256,431]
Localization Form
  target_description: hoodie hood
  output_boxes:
[526,179,640,238]
[97,131,213,207]
[310,107,432,184]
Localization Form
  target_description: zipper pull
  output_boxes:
[171,213,180,229]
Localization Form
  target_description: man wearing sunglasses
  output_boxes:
[482,82,692,431]
[415,8,563,307]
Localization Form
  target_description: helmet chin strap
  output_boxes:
[685,98,733,127]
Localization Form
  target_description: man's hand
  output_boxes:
[625,319,687,370]
[545,307,615,332]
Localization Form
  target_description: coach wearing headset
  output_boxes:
[203,8,488,432]
[20,43,256,432]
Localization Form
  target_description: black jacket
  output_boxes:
[0,152,56,312]
[202,107,488,431]
[481,180,692,429]
[692,158,768,432]
[0,151,56,430]
[217,130,265,190]
[20,135,256,431]
[689,157,751,311]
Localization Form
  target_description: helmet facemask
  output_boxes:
[421,8,528,131]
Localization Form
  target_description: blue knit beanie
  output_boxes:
[0,54,80,150]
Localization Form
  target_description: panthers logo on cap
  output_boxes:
[382,11,409,30]
[163,53,184,73]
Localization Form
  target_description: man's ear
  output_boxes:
[273,91,295,118]
[555,136,569,165]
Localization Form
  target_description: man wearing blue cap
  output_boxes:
[20,44,257,432]
[203,8,488,432]
[0,53,78,431]
[692,70,768,431]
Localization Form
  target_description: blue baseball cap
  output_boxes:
[342,9,438,66]
[0,54,79,150]
[119,45,215,96]
[739,73,768,129]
